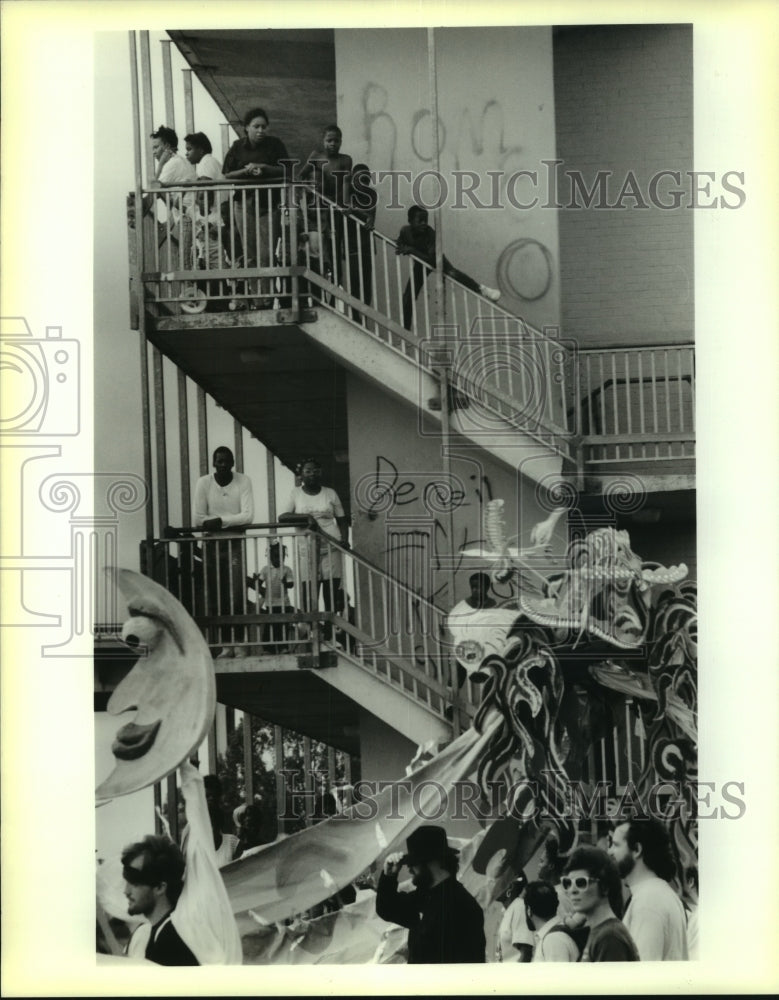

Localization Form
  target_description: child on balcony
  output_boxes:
[299,125,353,285]
[299,124,353,207]
[258,541,295,653]
[396,205,501,330]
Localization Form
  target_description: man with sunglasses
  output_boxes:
[561,846,639,962]
[122,835,199,965]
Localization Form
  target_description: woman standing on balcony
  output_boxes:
[222,107,290,305]
[279,459,349,640]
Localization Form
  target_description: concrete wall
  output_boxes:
[335,27,561,333]
[554,25,694,347]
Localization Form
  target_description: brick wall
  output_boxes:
[554,25,694,347]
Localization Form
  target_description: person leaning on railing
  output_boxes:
[279,458,349,643]
[222,107,290,304]
[183,131,228,273]
[193,445,255,658]
[148,125,197,269]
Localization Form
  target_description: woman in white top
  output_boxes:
[183,131,228,275]
[280,458,349,637]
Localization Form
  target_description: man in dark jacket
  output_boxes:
[375,825,485,963]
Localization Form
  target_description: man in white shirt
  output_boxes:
[608,818,689,960]
[194,446,254,658]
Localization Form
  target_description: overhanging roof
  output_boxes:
[167,29,336,166]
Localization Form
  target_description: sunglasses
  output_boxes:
[561,875,599,891]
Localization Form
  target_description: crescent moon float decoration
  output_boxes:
[96,568,216,802]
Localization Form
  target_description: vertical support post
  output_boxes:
[197,386,208,475]
[182,68,195,133]
[427,28,445,327]
[225,706,235,740]
[160,39,175,126]
[309,531,322,660]
[152,348,169,532]
[243,712,254,802]
[233,420,244,472]
[220,123,230,161]
[303,736,313,827]
[129,32,155,543]
[274,724,285,833]
[178,371,191,525]
[327,745,336,791]
[266,448,277,521]
[438,356,460,738]
[288,184,299,318]
[139,32,155,184]
[153,781,163,835]
[207,714,218,774]
[427,30,457,734]
[166,773,179,843]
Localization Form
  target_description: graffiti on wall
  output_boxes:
[360,84,554,303]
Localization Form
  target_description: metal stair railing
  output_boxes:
[573,343,696,464]
[314,532,477,726]
[134,181,575,460]
[137,523,477,727]
[293,186,575,460]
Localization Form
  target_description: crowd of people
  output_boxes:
[149,109,502,319]
[373,818,693,966]
[113,809,695,965]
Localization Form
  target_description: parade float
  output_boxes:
[96,503,698,964]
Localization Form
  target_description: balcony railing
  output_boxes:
[133,181,574,458]
[574,344,695,464]
[131,184,694,468]
[138,523,477,726]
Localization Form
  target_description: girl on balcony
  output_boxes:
[222,107,290,306]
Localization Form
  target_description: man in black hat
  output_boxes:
[375,824,486,963]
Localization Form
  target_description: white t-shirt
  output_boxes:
[260,563,294,606]
[196,153,225,182]
[159,153,197,184]
[496,898,535,962]
[156,154,197,225]
[193,472,254,530]
[284,486,344,541]
[623,875,689,961]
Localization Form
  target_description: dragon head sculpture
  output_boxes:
[518,526,688,649]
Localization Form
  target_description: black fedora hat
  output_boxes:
[401,825,457,867]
